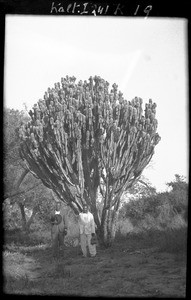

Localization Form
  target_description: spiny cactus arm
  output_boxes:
[15,168,30,190]
[20,141,79,206]
[45,146,75,187]
[111,173,137,209]
[83,155,93,187]
[65,189,83,212]
[21,132,84,205]
[98,94,160,209]
[111,150,153,201]
[21,145,54,186]
[67,199,82,215]
[20,144,50,188]
[55,149,79,185]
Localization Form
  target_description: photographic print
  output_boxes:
[3,3,188,297]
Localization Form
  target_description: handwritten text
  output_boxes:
[50,2,152,17]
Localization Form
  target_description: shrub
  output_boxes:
[116,218,134,236]
[3,201,22,230]
[119,183,188,231]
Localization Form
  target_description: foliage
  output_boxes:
[120,177,157,211]
[4,108,30,202]
[18,75,161,245]
[18,173,54,221]
[3,181,55,232]
[4,108,29,166]
[3,200,22,230]
[167,174,188,192]
[119,193,161,222]
[4,108,57,231]
[125,175,157,198]
[118,174,188,231]
[166,174,188,219]
[4,108,30,199]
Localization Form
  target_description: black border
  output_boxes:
[0,0,190,17]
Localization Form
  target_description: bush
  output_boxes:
[119,194,163,224]
[119,184,188,231]
[3,201,22,230]
[116,218,134,236]
[119,175,188,228]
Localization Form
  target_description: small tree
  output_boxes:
[4,108,31,198]
[118,179,157,221]
[166,174,188,220]
[4,108,29,166]
[4,108,52,232]
[18,75,161,246]
[4,166,51,232]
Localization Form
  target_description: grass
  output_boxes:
[156,227,187,253]
[138,227,188,254]
[4,227,51,247]
[3,223,187,296]
[116,219,187,254]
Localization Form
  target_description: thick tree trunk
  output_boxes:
[15,169,30,190]
[89,188,101,232]
[98,207,118,247]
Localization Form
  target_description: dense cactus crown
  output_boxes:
[19,75,161,213]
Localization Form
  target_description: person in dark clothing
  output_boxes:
[51,201,68,257]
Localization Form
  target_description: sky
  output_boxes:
[4,16,189,192]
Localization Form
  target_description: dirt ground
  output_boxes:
[3,237,187,297]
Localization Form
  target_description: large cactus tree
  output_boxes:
[18,75,161,246]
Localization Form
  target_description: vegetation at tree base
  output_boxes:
[4,174,187,251]
[18,75,161,246]
[4,178,187,296]
[3,174,187,295]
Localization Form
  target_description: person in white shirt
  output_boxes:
[78,204,96,257]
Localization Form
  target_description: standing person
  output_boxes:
[51,201,68,257]
[78,204,97,257]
